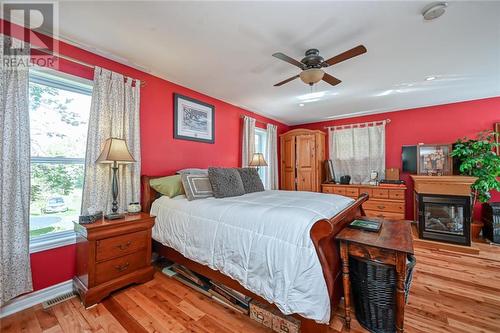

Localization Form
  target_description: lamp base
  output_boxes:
[105,213,125,220]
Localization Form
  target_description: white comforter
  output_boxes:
[150,190,354,323]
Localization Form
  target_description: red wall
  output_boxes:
[291,97,500,220]
[2,20,289,291]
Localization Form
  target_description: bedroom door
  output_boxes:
[282,135,296,190]
[296,134,316,191]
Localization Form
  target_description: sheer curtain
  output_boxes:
[265,123,279,190]
[241,116,256,167]
[328,121,386,184]
[81,67,141,215]
[0,37,33,305]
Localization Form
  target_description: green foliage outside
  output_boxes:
[451,130,500,203]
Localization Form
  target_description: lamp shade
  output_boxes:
[299,68,324,85]
[248,153,268,167]
[96,137,135,164]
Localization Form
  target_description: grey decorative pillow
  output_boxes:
[181,173,213,201]
[237,168,264,193]
[208,167,246,198]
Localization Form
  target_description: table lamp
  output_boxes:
[248,152,268,172]
[96,137,135,220]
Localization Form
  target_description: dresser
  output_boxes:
[73,213,155,307]
[322,183,407,220]
[280,129,326,192]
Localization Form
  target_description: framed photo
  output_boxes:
[417,144,453,176]
[174,93,215,143]
[495,122,499,155]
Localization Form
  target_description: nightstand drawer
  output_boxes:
[364,210,405,220]
[363,200,404,213]
[95,250,146,284]
[96,230,147,262]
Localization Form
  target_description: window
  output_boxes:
[254,128,267,186]
[29,69,92,241]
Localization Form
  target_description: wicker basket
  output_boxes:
[349,255,416,333]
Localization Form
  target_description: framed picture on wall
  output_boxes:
[417,144,453,176]
[174,93,215,143]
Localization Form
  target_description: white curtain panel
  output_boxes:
[265,123,279,190]
[329,122,386,184]
[0,37,33,305]
[241,116,256,167]
[81,67,141,215]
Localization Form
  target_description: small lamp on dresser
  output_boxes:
[96,137,135,220]
[249,152,268,173]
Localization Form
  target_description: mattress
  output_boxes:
[150,190,354,323]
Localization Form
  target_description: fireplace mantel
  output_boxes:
[410,175,477,196]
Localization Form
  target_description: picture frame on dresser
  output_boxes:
[416,144,453,176]
[174,93,215,143]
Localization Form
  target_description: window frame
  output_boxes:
[28,68,92,252]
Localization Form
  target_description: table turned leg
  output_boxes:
[395,252,408,333]
[340,241,351,329]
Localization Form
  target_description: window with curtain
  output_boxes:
[328,121,386,184]
[254,128,268,184]
[29,69,92,239]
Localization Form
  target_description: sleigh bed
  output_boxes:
[141,175,367,333]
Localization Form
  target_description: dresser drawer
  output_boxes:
[345,188,359,197]
[364,210,405,220]
[95,250,146,285]
[96,231,148,262]
[389,189,405,200]
[359,188,372,197]
[333,187,346,195]
[322,186,334,194]
[372,188,389,199]
[363,200,404,213]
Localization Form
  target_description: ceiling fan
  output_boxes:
[272,45,367,87]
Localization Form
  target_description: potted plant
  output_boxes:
[451,130,500,239]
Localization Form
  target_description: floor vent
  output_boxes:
[42,291,76,309]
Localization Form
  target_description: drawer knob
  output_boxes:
[377,205,385,209]
[116,241,132,250]
[115,262,130,272]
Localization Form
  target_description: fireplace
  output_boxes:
[417,194,471,246]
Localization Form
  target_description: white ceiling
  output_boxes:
[57,1,500,125]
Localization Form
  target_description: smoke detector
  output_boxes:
[422,2,448,20]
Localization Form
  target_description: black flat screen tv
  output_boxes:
[402,145,417,174]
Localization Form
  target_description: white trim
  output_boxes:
[0,280,73,318]
[29,230,77,253]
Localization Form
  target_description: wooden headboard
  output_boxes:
[141,175,164,213]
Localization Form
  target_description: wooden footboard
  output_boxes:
[141,175,367,332]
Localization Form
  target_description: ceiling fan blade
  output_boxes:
[272,52,304,69]
[323,45,367,67]
[322,73,342,86]
[274,74,300,86]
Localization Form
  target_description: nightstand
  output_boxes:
[73,213,155,307]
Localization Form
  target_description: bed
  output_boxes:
[141,175,368,333]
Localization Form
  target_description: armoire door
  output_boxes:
[296,134,315,191]
[282,136,296,190]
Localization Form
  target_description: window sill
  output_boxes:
[29,230,77,254]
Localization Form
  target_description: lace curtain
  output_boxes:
[328,121,386,184]
[81,67,141,215]
[241,116,256,167]
[265,123,279,190]
[0,37,33,305]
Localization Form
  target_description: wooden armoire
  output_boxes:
[280,129,326,192]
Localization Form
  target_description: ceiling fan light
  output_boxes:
[299,68,324,85]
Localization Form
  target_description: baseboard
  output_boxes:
[0,279,73,318]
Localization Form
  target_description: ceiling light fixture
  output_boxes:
[425,76,436,81]
[299,103,304,107]
[299,68,325,86]
[422,2,448,20]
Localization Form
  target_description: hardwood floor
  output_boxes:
[2,240,500,333]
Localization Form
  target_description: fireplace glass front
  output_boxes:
[418,195,471,246]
